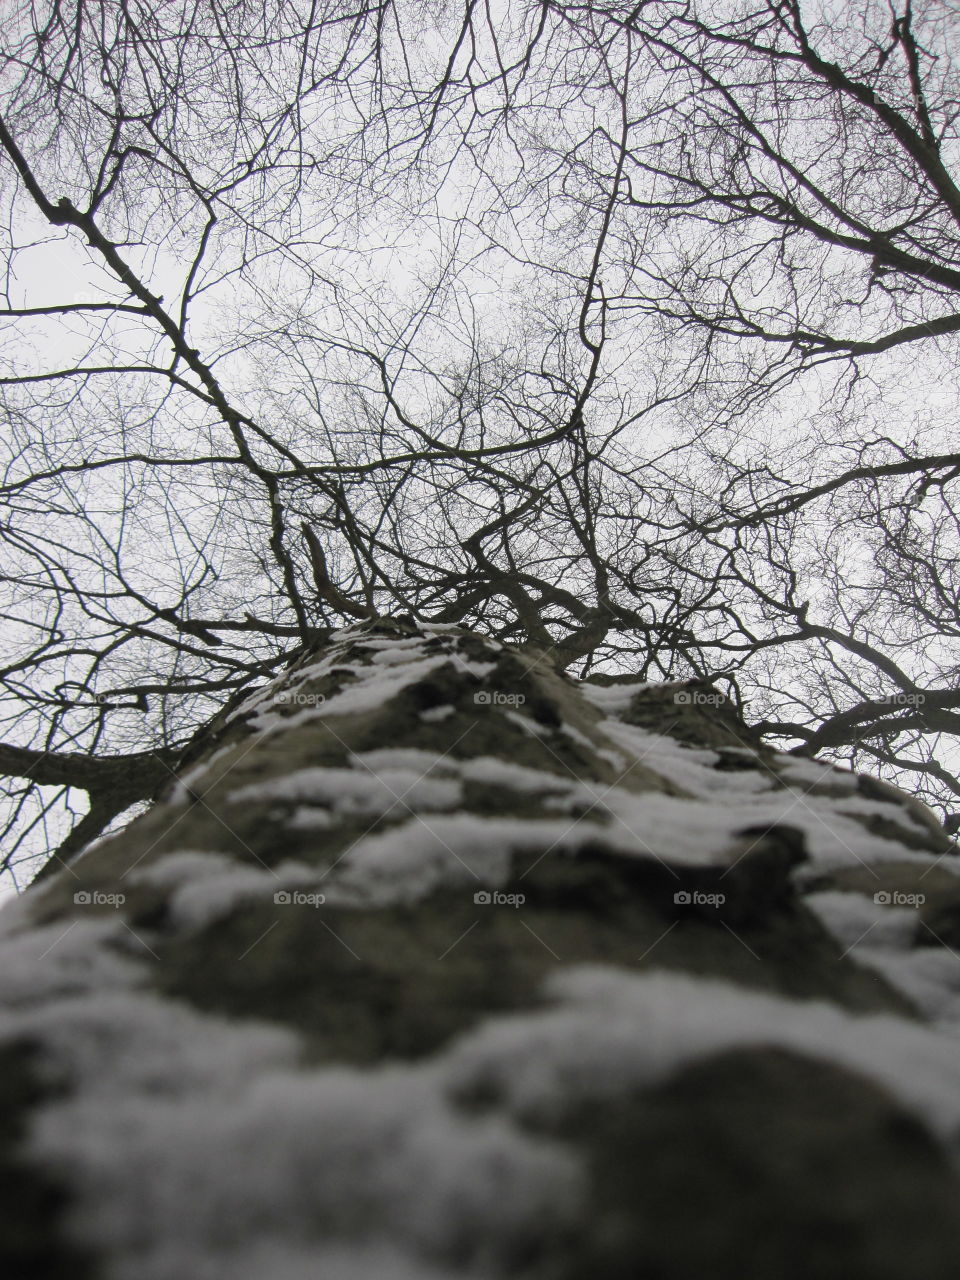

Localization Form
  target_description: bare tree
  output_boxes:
[4,9,960,1274]
[2,0,960,886]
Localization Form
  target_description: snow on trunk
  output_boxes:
[4,617,960,1279]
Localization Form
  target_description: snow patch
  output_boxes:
[420,705,455,723]
[130,854,326,931]
[503,710,547,738]
[579,680,653,713]
[287,807,334,830]
[352,749,457,775]
[442,965,960,1139]
[806,890,960,1030]
[337,815,614,902]
[459,758,570,792]
[0,917,146,1007]
[227,766,462,817]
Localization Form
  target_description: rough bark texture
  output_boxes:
[3,618,960,1279]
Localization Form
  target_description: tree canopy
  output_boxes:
[2,0,960,882]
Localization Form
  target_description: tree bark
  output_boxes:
[3,618,960,1279]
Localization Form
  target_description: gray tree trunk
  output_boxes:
[3,618,960,1279]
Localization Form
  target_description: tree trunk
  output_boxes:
[3,617,960,1279]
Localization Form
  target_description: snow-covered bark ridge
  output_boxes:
[4,618,960,1279]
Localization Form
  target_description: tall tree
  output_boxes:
[3,8,960,1265]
